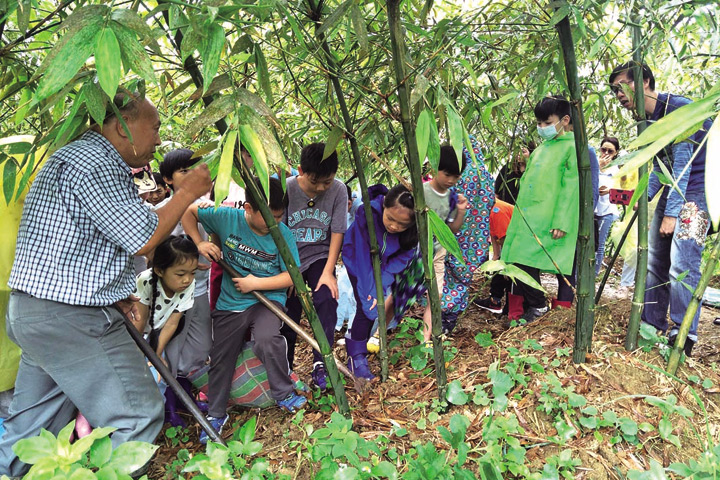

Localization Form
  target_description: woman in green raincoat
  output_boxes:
[501,96,579,322]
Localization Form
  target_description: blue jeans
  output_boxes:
[642,188,709,341]
[595,213,619,276]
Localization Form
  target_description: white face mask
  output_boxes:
[537,120,562,141]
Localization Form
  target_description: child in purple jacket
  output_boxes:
[342,184,419,379]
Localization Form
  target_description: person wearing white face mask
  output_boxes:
[501,95,580,323]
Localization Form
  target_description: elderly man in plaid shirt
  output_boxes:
[0,91,211,478]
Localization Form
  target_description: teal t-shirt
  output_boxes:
[198,207,300,312]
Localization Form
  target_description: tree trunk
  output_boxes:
[625,23,649,352]
[554,5,595,364]
[308,0,390,381]
[386,0,447,400]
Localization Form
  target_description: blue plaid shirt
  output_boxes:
[9,131,158,306]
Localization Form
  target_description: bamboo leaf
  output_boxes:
[16,0,31,34]
[200,22,226,93]
[446,106,465,173]
[237,106,286,169]
[95,27,121,98]
[410,74,430,107]
[81,79,108,126]
[428,210,465,266]
[416,109,432,168]
[34,21,102,102]
[324,126,344,160]
[111,22,156,84]
[427,112,441,173]
[240,124,270,200]
[110,8,159,52]
[214,130,237,208]
[187,96,235,137]
[254,44,273,103]
[350,4,368,54]
[480,260,546,293]
[705,112,720,229]
[3,158,17,204]
[315,0,354,38]
[627,170,649,212]
[549,4,570,26]
[627,93,719,150]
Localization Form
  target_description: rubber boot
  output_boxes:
[551,298,572,310]
[506,292,524,320]
[345,338,375,380]
[164,387,187,428]
[176,376,209,413]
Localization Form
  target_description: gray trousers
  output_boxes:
[165,294,212,377]
[0,292,163,477]
[208,303,292,417]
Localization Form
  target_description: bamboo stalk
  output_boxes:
[625,23,649,352]
[595,210,639,304]
[554,4,596,364]
[386,0,447,400]
[667,233,720,374]
[307,0,391,381]
[157,3,350,413]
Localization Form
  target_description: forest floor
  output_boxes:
[150,265,720,479]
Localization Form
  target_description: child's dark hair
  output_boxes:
[609,61,655,90]
[152,172,167,190]
[160,149,201,190]
[245,176,287,212]
[383,185,418,250]
[300,142,339,179]
[438,145,467,175]
[148,236,199,330]
[534,95,572,124]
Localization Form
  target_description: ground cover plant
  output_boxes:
[2,0,720,478]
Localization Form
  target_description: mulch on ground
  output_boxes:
[149,269,720,479]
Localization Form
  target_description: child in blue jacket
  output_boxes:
[343,184,419,379]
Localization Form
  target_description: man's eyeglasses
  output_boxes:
[609,81,633,95]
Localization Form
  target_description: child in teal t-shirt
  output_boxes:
[182,177,306,443]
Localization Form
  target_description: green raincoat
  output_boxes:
[501,132,579,275]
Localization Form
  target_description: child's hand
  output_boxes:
[197,200,214,209]
[233,275,257,293]
[316,270,339,299]
[456,194,469,211]
[550,229,566,240]
[367,295,377,311]
[198,241,221,262]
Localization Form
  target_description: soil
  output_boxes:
[149,266,720,479]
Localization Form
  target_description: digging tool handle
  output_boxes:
[119,310,226,446]
[215,258,357,379]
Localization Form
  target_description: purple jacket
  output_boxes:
[343,185,417,319]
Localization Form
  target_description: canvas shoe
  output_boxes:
[277,392,307,413]
[473,296,503,314]
[199,414,229,444]
[668,333,695,357]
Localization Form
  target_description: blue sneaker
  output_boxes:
[311,362,328,391]
[199,414,228,444]
[277,392,307,413]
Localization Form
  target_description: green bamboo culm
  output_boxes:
[595,210,639,304]
[157,4,350,413]
[233,155,351,415]
[667,233,720,374]
[386,0,447,399]
[554,2,596,364]
[308,0,390,381]
[625,22,649,352]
